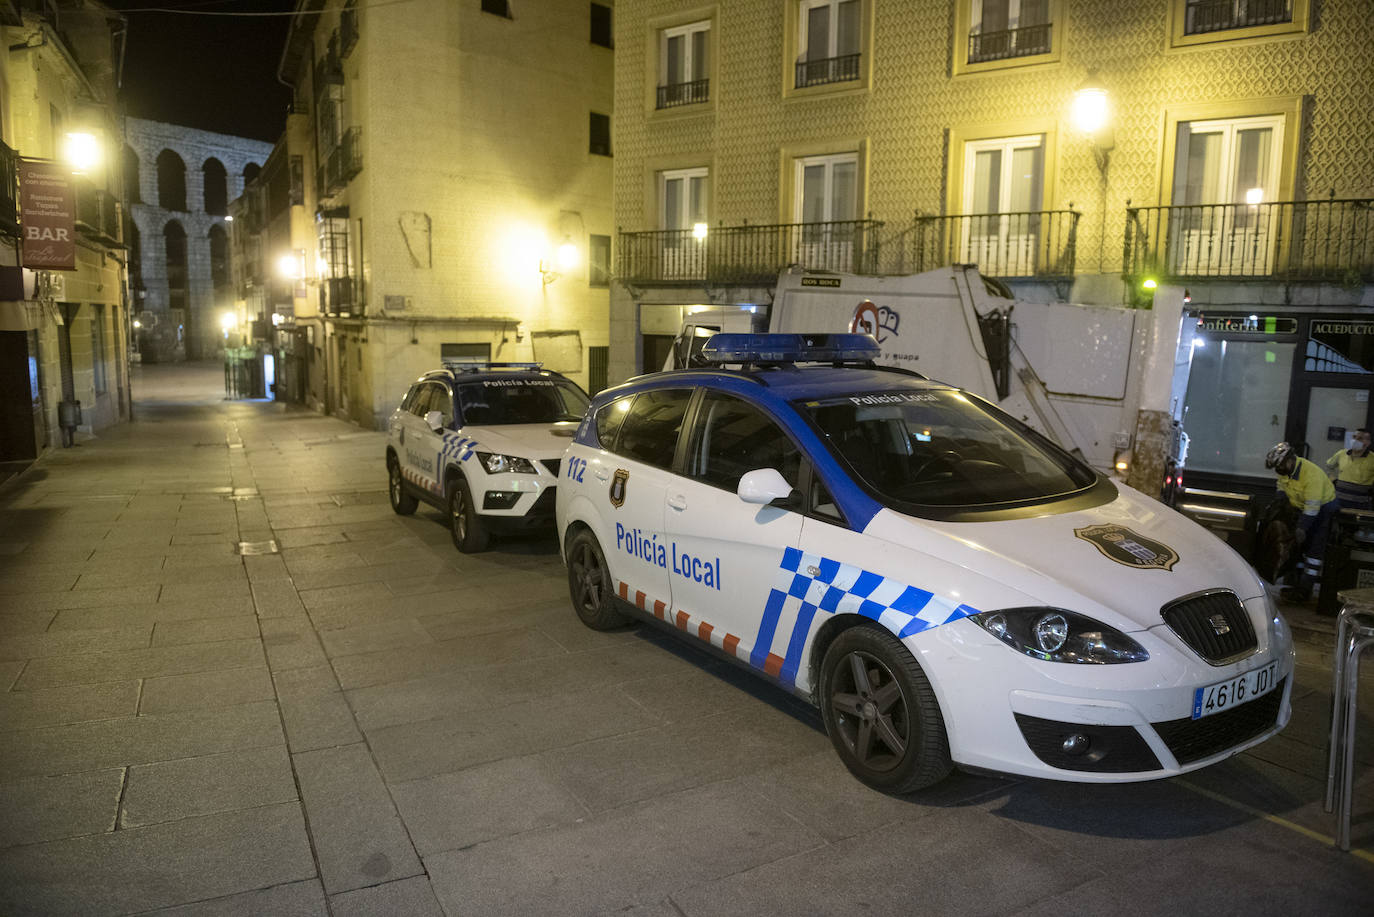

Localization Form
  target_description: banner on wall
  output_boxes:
[18,158,76,271]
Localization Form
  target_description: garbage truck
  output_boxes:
[664,264,1194,493]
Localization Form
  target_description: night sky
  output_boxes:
[105,1,298,143]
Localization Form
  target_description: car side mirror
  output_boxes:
[424,409,445,432]
[738,468,799,508]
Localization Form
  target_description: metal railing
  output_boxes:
[1185,0,1291,34]
[1124,197,1374,282]
[322,276,358,316]
[340,5,359,56]
[906,209,1080,278]
[795,53,860,88]
[656,79,709,109]
[319,128,363,196]
[618,219,883,285]
[968,23,1052,62]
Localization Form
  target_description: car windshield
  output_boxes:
[797,388,1098,508]
[454,378,589,425]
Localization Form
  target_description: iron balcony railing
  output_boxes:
[321,276,358,316]
[0,140,17,236]
[968,23,1052,62]
[795,53,860,88]
[618,219,883,285]
[1185,0,1291,35]
[1124,197,1374,282]
[340,5,359,56]
[320,127,363,196]
[905,209,1080,279]
[314,34,344,87]
[656,78,709,109]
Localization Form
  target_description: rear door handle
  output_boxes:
[595,467,610,481]
[667,492,687,511]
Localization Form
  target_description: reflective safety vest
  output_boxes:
[1277,456,1335,516]
[1326,448,1374,499]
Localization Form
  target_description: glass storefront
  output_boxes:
[1181,313,1372,483]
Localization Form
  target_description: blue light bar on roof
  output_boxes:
[440,359,543,373]
[699,333,881,364]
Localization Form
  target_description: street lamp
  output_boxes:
[62,132,101,173]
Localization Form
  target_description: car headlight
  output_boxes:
[476,452,537,475]
[970,607,1149,664]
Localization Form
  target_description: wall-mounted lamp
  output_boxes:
[277,250,305,281]
[692,222,709,241]
[1071,71,1114,171]
[62,132,101,173]
[540,235,580,286]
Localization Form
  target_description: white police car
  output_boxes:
[387,361,589,552]
[555,334,1294,792]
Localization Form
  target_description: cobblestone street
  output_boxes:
[0,363,1371,915]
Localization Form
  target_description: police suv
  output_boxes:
[387,361,589,552]
[555,334,1293,792]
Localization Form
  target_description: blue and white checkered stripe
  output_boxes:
[427,436,477,492]
[753,546,981,688]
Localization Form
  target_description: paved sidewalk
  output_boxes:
[0,362,1372,915]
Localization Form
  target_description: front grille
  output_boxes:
[541,459,561,477]
[1014,714,1162,773]
[1152,678,1285,765]
[1161,590,1257,665]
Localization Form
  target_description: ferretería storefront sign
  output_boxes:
[18,159,76,271]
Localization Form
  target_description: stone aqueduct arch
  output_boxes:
[122,118,272,358]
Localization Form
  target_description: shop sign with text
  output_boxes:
[19,159,76,271]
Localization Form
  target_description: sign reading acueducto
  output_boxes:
[18,159,76,271]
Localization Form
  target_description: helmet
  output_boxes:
[1264,442,1293,470]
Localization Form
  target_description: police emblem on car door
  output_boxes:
[609,469,629,508]
[1074,523,1180,571]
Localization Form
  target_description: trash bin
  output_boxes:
[1319,509,1374,615]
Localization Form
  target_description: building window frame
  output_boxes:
[589,233,611,287]
[590,2,613,48]
[646,6,717,118]
[1167,0,1308,51]
[659,166,710,232]
[589,111,612,157]
[782,0,872,99]
[946,119,1059,219]
[1159,97,1302,209]
[657,20,711,110]
[953,0,1062,76]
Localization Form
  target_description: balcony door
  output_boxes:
[798,0,861,86]
[794,153,857,270]
[960,135,1043,276]
[659,168,708,280]
[659,21,710,108]
[1170,115,1283,276]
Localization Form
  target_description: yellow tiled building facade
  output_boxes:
[272,0,615,428]
[608,0,1374,383]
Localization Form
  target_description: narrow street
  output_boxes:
[0,363,1371,916]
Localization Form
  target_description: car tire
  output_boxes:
[447,474,489,553]
[388,456,418,515]
[565,529,626,631]
[818,626,952,794]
